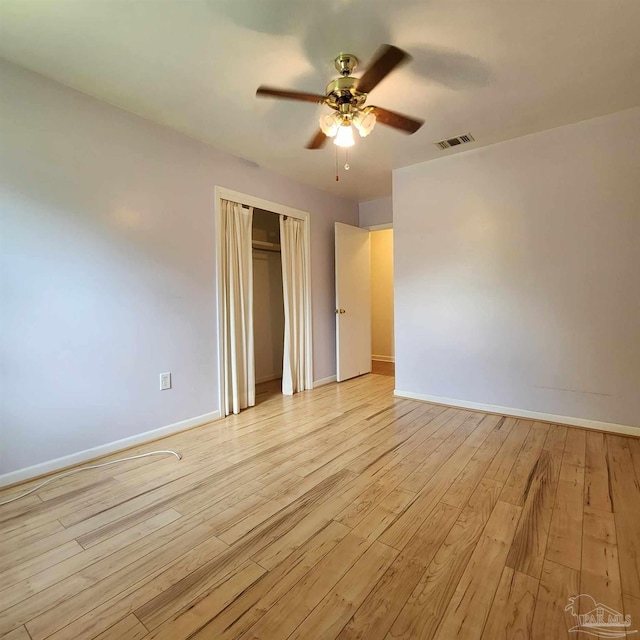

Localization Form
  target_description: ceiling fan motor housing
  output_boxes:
[325,76,367,111]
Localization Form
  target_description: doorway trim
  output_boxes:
[214,186,313,414]
[365,222,393,231]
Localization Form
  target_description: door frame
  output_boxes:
[214,186,313,413]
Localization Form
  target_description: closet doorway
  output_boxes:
[214,186,313,417]
[252,209,284,404]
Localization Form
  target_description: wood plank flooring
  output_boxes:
[1,374,639,640]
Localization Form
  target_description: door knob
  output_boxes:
[335,308,346,314]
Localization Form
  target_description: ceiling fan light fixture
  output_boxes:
[257,44,423,154]
[334,123,355,147]
[319,112,341,137]
[353,110,377,138]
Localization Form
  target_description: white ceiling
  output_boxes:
[1,1,639,202]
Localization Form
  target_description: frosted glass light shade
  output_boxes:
[353,110,377,137]
[334,124,355,147]
[319,113,340,137]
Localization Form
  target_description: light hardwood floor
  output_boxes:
[1,374,639,640]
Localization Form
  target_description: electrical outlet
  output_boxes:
[160,372,172,390]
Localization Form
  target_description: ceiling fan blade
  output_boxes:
[370,106,424,134]
[357,45,410,94]
[256,86,327,103]
[306,129,328,149]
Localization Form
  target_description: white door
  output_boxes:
[335,222,371,382]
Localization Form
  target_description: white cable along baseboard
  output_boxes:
[394,389,640,437]
[0,451,182,506]
[0,410,221,488]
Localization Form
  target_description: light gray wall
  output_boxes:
[394,107,640,429]
[0,60,358,474]
[359,196,392,228]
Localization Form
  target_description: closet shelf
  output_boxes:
[252,240,281,253]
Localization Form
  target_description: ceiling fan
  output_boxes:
[256,45,424,149]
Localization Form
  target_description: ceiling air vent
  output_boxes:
[434,133,475,150]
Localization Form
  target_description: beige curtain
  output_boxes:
[280,215,311,395]
[220,200,254,415]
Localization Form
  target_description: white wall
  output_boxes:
[359,197,392,228]
[0,60,358,476]
[394,107,640,430]
[370,229,394,361]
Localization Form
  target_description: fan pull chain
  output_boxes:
[335,144,339,182]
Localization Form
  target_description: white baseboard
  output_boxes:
[256,373,282,384]
[394,390,639,438]
[314,375,337,388]
[372,355,395,363]
[0,410,222,488]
